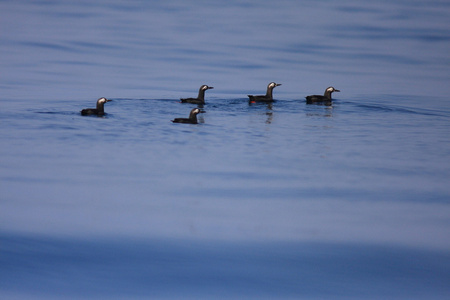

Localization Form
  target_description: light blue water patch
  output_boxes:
[1,234,449,300]
[1,95,449,244]
[1,0,449,100]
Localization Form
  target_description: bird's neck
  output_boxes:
[197,89,206,102]
[96,102,105,112]
[189,114,198,123]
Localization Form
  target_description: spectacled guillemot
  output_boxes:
[172,108,203,124]
[306,87,340,104]
[248,82,282,102]
[180,85,214,104]
[80,97,112,116]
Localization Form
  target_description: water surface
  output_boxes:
[1,0,449,299]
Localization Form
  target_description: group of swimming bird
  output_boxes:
[80,82,340,124]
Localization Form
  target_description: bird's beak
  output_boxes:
[106,99,112,102]
[208,87,214,89]
[199,110,206,113]
[276,84,282,86]
[335,89,340,92]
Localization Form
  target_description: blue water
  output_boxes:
[1,0,450,299]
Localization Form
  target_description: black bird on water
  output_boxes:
[172,108,203,124]
[306,87,340,104]
[248,82,281,102]
[80,97,112,116]
[181,85,214,104]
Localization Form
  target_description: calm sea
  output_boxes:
[1,0,449,299]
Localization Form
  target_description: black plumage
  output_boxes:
[181,85,214,104]
[306,87,340,104]
[80,97,111,116]
[248,82,281,102]
[172,108,202,124]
